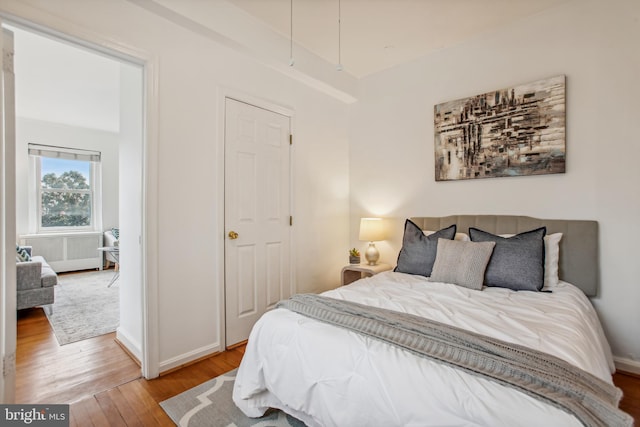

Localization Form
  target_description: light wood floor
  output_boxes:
[16,307,141,404]
[17,307,640,425]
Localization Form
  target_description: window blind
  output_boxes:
[28,143,101,162]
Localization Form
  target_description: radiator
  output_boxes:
[19,232,103,273]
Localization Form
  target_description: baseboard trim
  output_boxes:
[226,339,247,350]
[159,342,222,375]
[115,338,141,367]
[614,356,640,376]
[116,327,143,363]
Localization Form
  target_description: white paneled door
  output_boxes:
[224,98,291,347]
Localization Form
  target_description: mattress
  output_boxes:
[233,271,616,427]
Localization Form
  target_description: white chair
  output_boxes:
[103,229,119,270]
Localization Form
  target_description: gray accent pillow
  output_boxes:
[430,239,496,290]
[469,226,547,291]
[16,245,31,262]
[394,220,456,277]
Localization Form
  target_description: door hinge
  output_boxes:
[289,216,293,226]
[289,134,293,145]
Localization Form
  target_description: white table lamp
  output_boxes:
[359,218,386,265]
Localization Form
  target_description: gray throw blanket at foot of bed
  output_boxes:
[277,294,632,427]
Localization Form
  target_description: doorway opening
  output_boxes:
[5,22,147,402]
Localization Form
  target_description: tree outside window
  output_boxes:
[40,158,93,228]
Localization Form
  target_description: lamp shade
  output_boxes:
[359,218,386,242]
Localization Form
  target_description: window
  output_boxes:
[29,144,101,232]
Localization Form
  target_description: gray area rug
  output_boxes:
[45,269,119,345]
[160,369,306,427]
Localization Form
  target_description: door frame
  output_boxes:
[0,25,17,402]
[217,87,296,349]
[0,12,161,381]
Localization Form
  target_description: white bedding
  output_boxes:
[233,271,615,427]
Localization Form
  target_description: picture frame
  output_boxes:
[434,75,566,181]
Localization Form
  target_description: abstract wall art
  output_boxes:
[434,75,565,181]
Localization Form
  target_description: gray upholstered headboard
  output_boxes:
[410,215,599,297]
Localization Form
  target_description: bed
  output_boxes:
[232,215,631,427]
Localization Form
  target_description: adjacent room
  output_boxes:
[0,0,638,425]
[7,24,144,403]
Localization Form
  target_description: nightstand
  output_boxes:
[341,263,392,286]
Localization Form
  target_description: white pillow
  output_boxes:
[544,233,562,287]
[499,232,563,287]
[423,230,470,242]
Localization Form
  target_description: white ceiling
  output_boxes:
[5,0,574,126]
[228,0,571,78]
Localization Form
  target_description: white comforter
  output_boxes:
[233,271,615,427]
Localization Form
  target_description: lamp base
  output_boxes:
[364,242,379,266]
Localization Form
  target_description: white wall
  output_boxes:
[15,118,119,236]
[349,0,640,362]
[116,63,144,360]
[1,0,350,370]
[11,26,121,132]
[152,24,349,369]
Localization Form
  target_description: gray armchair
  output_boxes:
[16,246,57,312]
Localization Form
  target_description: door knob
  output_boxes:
[228,231,239,240]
